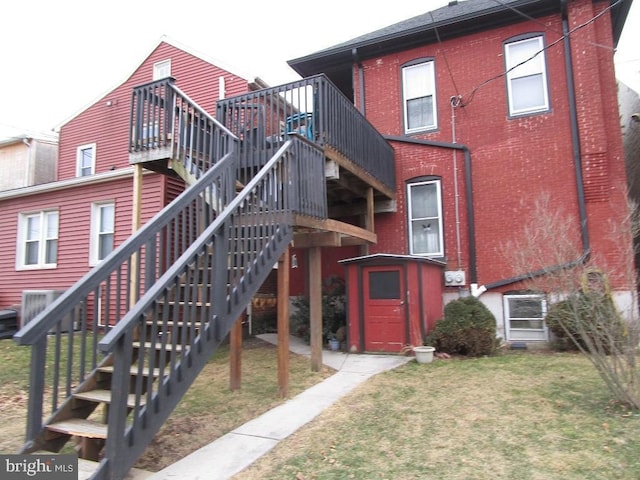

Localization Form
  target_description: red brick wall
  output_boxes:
[355,0,629,290]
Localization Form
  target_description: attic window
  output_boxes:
[153,59,171,80]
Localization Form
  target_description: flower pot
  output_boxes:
[413,346,435,364]
[329,339,341,351]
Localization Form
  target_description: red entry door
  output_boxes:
[362,266,406,352]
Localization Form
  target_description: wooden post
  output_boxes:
[229,314,243,391]
[361,187,374,256]
[277,247,290,398]
[130,164,143,307]
[308,246,323,372]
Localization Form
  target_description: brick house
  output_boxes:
[10,1,635,476]
[287,0,634,344]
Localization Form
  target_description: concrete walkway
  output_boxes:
[148,335,412,480]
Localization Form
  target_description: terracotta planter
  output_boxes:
[413,346,435,364]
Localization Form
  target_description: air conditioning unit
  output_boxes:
[21,290,74,332]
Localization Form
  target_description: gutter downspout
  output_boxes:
[481,0,590,292]
[352,48,366,115]
[383,135,478,286]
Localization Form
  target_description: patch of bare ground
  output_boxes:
[0,337,333,473]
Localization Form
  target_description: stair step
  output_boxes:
[145,320,207,327]
[157,300,212,308]
[73,389,143,408]
[98,365,162,378]
[133,341,185,351]
[47,418,108,439]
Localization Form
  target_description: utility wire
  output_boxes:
[430,11,463,98]
[458,0,625,107]
[490,0,617,52]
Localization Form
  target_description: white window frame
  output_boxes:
[407,179,444,257]
[503,294,548,342]
[505,36,549,116]
[90,201,115,266]
[16,210,59,270]
[76,143,96,177]
[153,59,171,80]
[402,60,438,133]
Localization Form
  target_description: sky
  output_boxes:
[0,0,638,138]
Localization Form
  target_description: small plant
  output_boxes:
[291,275,346,343]
[426,296,498,356]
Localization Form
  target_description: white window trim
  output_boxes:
[90,201,115,266]
[505,36,549,116]
[407,179,444,257]
[402,61,438,133]
[153,59,172,80]
[16,210,59,270]
[503,294,548,341]
[76,143,96,177]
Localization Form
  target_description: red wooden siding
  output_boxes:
[0,174,165,308]
[57,41,251,182]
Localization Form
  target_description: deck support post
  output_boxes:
[230,315,243,391]
[130,164,143,307]
[308,246,323,372]
[277,247,291,398]
[361,186,374,256]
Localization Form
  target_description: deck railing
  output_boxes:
[216,74,395,190]
[12,150,237,450]
[97,136,324,478]
[130,77,236,180]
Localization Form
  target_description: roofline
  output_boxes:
[288,0,630,77]
[0,167,145,201]
[54,35,267,132]
[339,253,447,267]
[0,133,58,148]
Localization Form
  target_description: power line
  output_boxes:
[490,0,617,52]
[430,11,462,97]
[458,0,625,107]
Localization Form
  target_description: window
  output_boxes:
[505,36,549,116]
[503,294,548,341]
[368,271,401,300]
[17,210,58,269]
[407,179,443,256]
[76,143,96,177]
[402,60,437,133]
[153,59,171,80]
[90,202,115,265]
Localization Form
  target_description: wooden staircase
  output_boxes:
[13,75,385,480]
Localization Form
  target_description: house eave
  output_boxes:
[288,0,629,78]
[0,167,148,201]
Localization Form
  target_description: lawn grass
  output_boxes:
[234,351,640,480]
[0,336,333,472]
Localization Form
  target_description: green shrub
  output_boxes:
[545,291,625,354]
[291,275,346,343]
[426,296,497,356]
